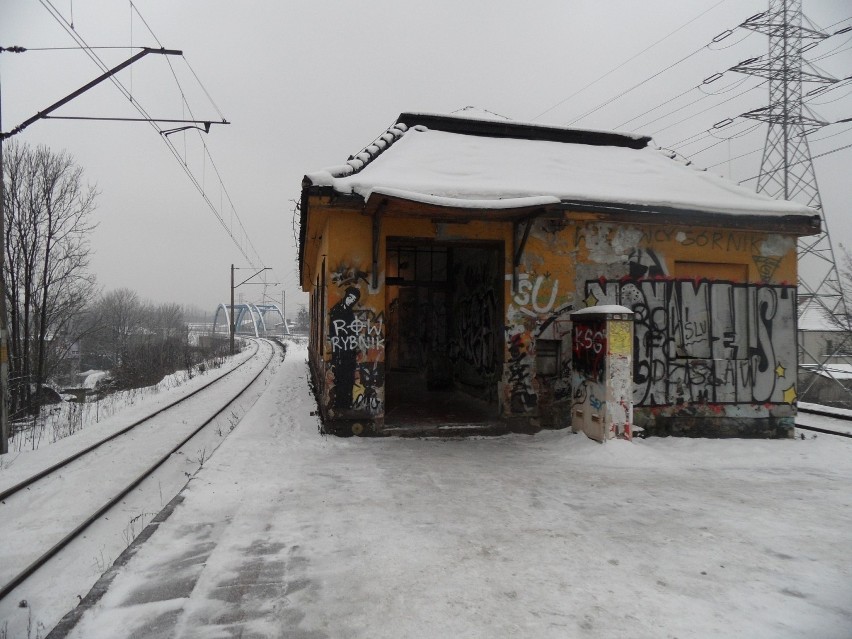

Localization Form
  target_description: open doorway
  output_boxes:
[384,240,502,427]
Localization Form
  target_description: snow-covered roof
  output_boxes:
[304,112,817,220]
[571,305,635,317]
[800,363,852,380]
[798,304,846,331]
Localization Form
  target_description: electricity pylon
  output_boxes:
[732,0,850,401]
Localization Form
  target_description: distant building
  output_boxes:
[798,305,852,408]
[299,111,819,437]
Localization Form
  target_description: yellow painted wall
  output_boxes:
[305,197,801,428]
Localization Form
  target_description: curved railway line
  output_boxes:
[0,338,283,602]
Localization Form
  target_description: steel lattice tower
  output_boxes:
[732,0,849,396]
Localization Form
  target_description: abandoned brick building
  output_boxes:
[298,111,819,437]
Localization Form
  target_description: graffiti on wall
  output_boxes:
[628,248,667,279]
[513,273,559,316]
[451,287,498,376]
[753,255,782,282]
[330,286,361,410]
[572,320,606,383]
[584,278,797,406]
[328,279,386,414]
[330,262,370,288]
[505,271,574,413]
[353,361,384,413]
[506,324,537,413]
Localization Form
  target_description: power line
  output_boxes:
[645,79,766,136]
[615,85,699,130]
[686,122,762,158]
[737,138,852,184]
[565,43,709,126]
[564,11,776,128]
[530,0,732,122]
[615,66,758,132]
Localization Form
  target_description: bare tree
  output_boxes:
[2,141,97,417]
[82,292,195,389]
[150,302,186,340]
[295,304,309,332]
[89,288,145,366]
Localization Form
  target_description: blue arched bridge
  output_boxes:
[212,303,290,338]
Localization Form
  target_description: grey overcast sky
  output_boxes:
[2,1,851,318]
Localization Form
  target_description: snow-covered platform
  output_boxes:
[53,344,852,638]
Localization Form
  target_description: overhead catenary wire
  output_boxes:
[130,1,268,280]
[666,115,763,153]
[36,0,270,278]
[677,112,852,169]
[698,73,754,96]
[129,1,226,121]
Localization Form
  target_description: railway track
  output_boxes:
[0,340,262,503]
[0,338,282,604]
[795,406,852,439]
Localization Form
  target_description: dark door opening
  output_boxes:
[385,240,502,426]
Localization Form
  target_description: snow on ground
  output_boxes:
[0,341,277,639]
[63,343,852,639]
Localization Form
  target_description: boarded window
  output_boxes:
[536,339,561,377]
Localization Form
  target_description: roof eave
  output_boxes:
[556,199,821,235]
[299,180,367,288]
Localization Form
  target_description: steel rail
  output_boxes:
[0,339,279,602]
[794,423,852,438]
[0,341,260,503]
[796,406,852,438]
[796,405,852,420]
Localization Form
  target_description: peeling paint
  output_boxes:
[760,234,795,257]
